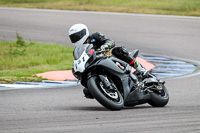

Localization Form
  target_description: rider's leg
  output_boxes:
[112,46,147,74]
[130,58,148,74]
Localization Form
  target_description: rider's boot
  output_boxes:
[129,58,148,76]
[83,88,94,99]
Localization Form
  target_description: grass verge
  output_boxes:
[0,40,74,84]
[0,0,200,16]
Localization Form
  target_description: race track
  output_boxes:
[0,7,200,133]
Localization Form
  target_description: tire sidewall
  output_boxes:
[148,85,169,107]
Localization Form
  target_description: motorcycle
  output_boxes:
[72,44,169,110]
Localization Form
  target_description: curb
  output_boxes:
[1,54,198,90]
[0,56,154,90]
[0,80,80,90]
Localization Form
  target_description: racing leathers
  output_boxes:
[84,32,146,73]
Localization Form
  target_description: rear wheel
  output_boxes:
[87,76,124,110]
[148,85,169,107]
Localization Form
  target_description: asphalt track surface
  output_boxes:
[0,8,200,133]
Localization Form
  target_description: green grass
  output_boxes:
[0,0,200,16]
[0,41,74,83]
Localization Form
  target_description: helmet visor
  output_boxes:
[69,29,86,43]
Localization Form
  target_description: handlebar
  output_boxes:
[96,49,110,54]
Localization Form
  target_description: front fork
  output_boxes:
[98,75,112,89]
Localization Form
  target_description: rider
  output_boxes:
[69,23,148,98]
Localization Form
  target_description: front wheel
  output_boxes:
[148,85,169,107]
[87,76,124,111]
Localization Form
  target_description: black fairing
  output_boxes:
[79,54,133,100]
[94,57,132,99]
[124,88,151,106]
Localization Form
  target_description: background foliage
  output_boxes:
[0,0,200,16]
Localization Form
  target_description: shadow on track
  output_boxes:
[53,105,155,112]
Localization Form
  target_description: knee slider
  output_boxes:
[119,47,129,56]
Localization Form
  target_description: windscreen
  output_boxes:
[73,44,92,60]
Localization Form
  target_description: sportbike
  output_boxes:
[72,44,169,110]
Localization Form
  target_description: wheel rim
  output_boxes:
[99,82,119,100]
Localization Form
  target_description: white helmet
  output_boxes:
[68,24,89,47]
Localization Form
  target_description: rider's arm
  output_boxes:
[92,32,115,49]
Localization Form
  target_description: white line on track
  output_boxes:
[0,7,200,20]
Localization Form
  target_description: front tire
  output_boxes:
[87,76,124,111]
[148,85,169,107]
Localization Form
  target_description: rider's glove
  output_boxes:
[100,44,109,51]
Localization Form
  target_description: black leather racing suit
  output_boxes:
[86,32,115,50]
[86,32,136,66]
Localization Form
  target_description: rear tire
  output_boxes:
[87,76,124,111]
[148,85,169,107]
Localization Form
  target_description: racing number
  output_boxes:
[78,57,85,65]
[74,56,86,71]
